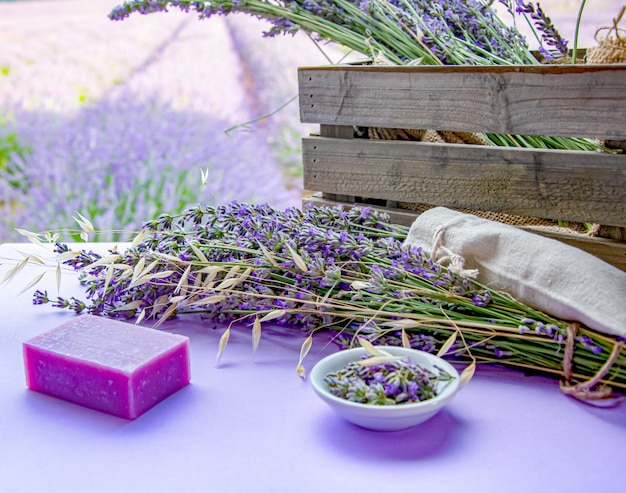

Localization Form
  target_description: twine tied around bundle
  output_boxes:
[430,226,479,279]
[586,6,626,64]
[559,323,625,404]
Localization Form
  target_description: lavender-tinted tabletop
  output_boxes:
[1,242,624,493]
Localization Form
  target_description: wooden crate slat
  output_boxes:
[299,65,626,140]
[303,194,626,271]
[302,137,626,227]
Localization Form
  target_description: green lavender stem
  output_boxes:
[572,0,588,63]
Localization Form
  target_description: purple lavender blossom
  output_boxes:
[472,290,491,307]
[576,335,603,355]
[513,1,568,58]
[493,347,513,358]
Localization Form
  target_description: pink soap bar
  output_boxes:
[23,315,190,419]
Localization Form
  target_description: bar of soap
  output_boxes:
[23,315,190,419]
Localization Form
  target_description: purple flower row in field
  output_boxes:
[0,7,319,241]
[0,94,297,241]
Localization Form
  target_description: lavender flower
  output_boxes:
[32,290,49,305]
[517,317,564,340]
[472,290,491,307]
[576,335,603,355]
[491,346,513,358]
[513,1,568,59]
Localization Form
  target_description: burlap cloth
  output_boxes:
[587,6,626,157]
[587,6,626,64]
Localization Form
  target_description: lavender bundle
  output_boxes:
[109,0,604,152]
[21,202,626,399]
[109,0,556,65]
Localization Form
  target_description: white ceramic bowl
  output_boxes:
[310,346,460,431]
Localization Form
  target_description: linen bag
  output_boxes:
[403,207,626,338]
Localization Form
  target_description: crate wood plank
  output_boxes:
[299,65,626,140]
[302,137,626,227]
[303,194,626,271]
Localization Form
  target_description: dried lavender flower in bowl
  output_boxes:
[310,346,460,431]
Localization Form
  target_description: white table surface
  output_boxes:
[1,242,624,493]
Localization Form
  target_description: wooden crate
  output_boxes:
[298,64,626,271]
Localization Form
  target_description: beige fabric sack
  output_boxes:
[403,207,626,338]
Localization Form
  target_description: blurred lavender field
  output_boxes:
[0,0,341,241]
[0,0,622,242]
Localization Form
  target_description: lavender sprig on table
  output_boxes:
[24,201,626,397]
